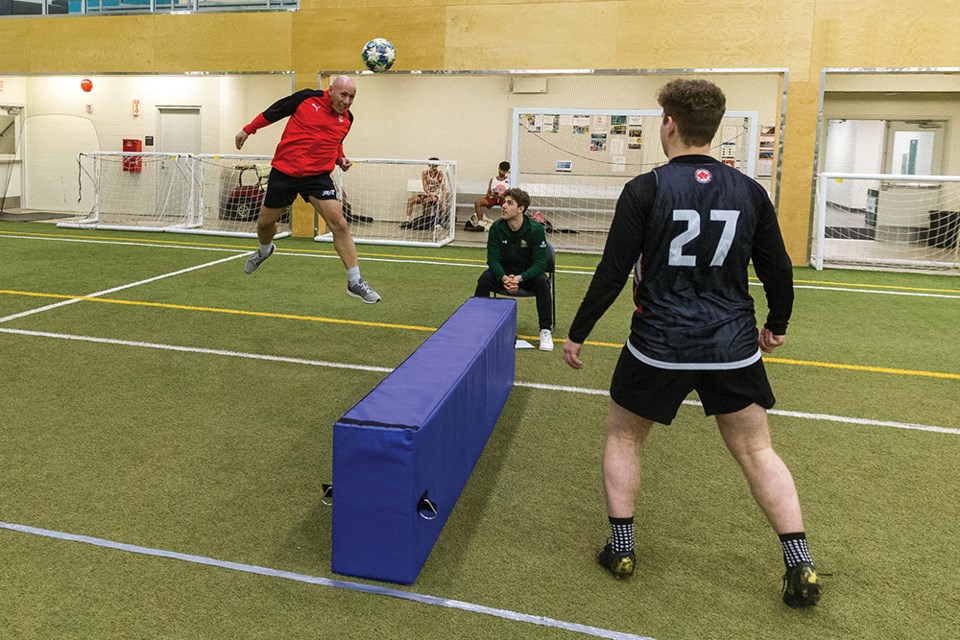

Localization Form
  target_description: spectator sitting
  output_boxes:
[467,161,510,232]
[474,187,553,351]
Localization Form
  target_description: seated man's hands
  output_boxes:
[501,274,520,293]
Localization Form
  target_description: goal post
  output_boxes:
[315,157,457,249]
[57,151,291,239]
[813,172,960,272]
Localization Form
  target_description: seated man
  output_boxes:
[474,188,553,351]
[402,157,447,229]
[467,160,510,232]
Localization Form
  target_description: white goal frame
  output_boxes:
[314,157,458,249]
[57,152,291,240]
[813,171,960,272]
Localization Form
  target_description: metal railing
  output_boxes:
[1,0,296,16]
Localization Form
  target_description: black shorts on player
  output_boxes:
[263,167,339,208]
[609,347,776,425]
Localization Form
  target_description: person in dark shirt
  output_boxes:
[235,75,380,304]
[474,188,553,351]
[562,79,821,607]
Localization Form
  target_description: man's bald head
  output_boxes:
[329,75,357,114]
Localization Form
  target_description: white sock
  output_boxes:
[346,266,361,286]
[259,243,272,256]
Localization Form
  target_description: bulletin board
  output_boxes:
[513,109,658,178]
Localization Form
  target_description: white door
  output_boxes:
[156,107,201,220]
[883,120,944,176]
[877,121,946,229]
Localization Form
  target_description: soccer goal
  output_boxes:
[316,157,457,248]
[58,152,291,239]
[812,172,960,272]
[511,108,759,253]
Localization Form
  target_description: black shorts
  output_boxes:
[609,347,776,425]
[263,167,339,208]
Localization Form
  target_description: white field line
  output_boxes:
[0,521,652,640]
[3,232,958,297]
[792,284,960,299]
[2,326,956,436]
[514,381,959,434]
[0,252,247,325]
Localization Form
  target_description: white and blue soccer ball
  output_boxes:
[361,38,396,73]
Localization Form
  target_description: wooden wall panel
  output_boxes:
[444,2,619,70]
[0,14,292,73]
[811,0,960,68]
[292,7,446,75]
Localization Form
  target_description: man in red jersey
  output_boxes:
[235,75,380,303]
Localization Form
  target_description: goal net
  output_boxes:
[812,172,960,272]
[512,110,759,253]
[316,158,457,248]
[193,154,291,238]
[58,152,291,238]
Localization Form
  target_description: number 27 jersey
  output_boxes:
[569,155,793,369]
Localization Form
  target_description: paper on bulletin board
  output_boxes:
[628,115,643,125]
[758,158,773,178]
[721,125,738,143]
[559,114,573,126]
[591,115,607,132]
[612,156,626,173]
[590,133,607,152]
[521,113,543,133]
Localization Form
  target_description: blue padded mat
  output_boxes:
[332,297,516,583]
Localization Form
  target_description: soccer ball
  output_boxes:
[361,38,396,73]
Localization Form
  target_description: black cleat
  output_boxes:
[782,561,822,607]
[597,543,635,579]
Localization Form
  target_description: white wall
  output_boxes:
[822,118,883,209]
[14,73,291,212]
[342,71,783,194]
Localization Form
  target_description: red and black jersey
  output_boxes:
[243,89,353,177]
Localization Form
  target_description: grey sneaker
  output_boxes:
[244,243,275,275]
[347,278,381,304]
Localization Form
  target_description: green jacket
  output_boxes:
[486,215,548,282]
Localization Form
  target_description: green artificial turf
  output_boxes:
[1,221,958,639]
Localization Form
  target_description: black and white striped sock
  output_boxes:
[609,516,634,554]
[779,532,812,569]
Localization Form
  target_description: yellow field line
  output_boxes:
[761,357,960,380]
[517,337,960,380]
[0,289,435,332]
[4,287,956,380]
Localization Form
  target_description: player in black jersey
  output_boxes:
[563,79,821,606]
